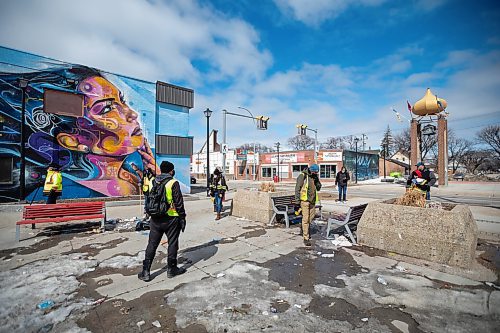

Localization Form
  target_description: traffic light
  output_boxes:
[256,116,269,130]
[296,124,307,135]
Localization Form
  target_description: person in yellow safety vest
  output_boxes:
[43,163,63,204]
[209,167,228,220]
[138,161,187,282]
[141,167,155,221]
[294,164,321,247]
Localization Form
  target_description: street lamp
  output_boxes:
[19,78,29,202]
[204,108,213,196]
[354,137,360,184]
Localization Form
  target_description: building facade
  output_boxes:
[0,47,193,202]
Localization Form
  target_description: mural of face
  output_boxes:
[57,76,144,156]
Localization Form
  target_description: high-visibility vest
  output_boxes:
[43,170,62,195]
[165,179,179,217]
[142,175,154,194]
[299,173,319,204]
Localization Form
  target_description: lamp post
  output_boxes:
[204,108,213,196]
[275,142,280,182]
[19,78,29,202]
[354,137,360,184]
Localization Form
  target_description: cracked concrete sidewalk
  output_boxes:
[0,197,499,332]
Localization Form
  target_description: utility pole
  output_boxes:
[361,134,368,151]
[223,108,269,178]
[275,142,280,182]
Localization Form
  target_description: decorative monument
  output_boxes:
[410,88,448,186]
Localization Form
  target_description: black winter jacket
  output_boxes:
[335,171,350,186]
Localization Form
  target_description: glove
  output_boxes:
[420,185,430,192]
[179,217,186,232]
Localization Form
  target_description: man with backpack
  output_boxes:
[138,161,186,282]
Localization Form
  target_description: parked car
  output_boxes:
[453,173,464,181]
[190,176,197,184]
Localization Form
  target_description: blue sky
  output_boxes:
[0,0,499,151]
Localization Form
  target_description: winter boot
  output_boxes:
[215,212,221,220]
[138,259,152,282]
[167,259,186,278]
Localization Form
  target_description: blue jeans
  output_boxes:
[426,191,431,200]
[214,190,223,213]
[338,185,347,201]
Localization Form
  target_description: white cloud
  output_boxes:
[273,0,387,26]
[0,0,272,86]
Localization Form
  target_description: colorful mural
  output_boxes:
[0,47,191,202]
[343,150,379,181]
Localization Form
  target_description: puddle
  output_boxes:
[261,246,362,294]
[77,290,207,333]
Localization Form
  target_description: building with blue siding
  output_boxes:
[0,46,193,202]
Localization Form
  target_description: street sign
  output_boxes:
[221,144,228,154]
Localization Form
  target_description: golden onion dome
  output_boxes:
[412,88,447,116]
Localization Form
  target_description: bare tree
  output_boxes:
[392,127,436,160]
[447,130,473,173]
[393,128,411,156]
[321,137,344,149]
[341,135,357,150]
[237,143,272,153]
[287,135,315,150]
[477,125,500,158]
[462,150,488,174]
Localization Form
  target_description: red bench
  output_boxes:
[16,201,106,241]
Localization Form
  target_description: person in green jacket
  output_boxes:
[294,164,321,246]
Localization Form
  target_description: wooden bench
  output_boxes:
[16,201,106,241]
[268,195,322,228]
[326,204,367,244]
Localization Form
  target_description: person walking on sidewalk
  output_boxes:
[335,166,350,203]
[295,164,321,247]
[138,161,186,282]
[209,168,228,220]
[407,162,436,200]
[43,163,62,204]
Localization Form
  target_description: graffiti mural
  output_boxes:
[343,151,379,181]
[0,47,191,202]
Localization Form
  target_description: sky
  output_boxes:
[0,0,499,152]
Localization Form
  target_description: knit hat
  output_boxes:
[160,161,175,173]
[309,164,319,172]
[415,162,424,167]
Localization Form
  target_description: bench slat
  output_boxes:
[17,214,105,225]
[25,202,104,211]
[24,208,104,217]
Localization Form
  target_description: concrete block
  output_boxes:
[231,189,294,223]
[357,200,478,269]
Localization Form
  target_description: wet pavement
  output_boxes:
[0,198,499,332]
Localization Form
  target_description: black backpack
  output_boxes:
[145,178,171,218]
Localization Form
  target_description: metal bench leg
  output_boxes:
[268,212,276,226]
[326,219,332,240]
[284,214,290,228]
[345,225,356,245]
[16,225,20,242]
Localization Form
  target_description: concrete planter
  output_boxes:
[231,189,294,223]
[357,199,478,269]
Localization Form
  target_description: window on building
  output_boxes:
[262,167,272,178]
[292,164,308,178]
[43,89,84,117]
[320,164,336,179]
[0,157,13,184]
